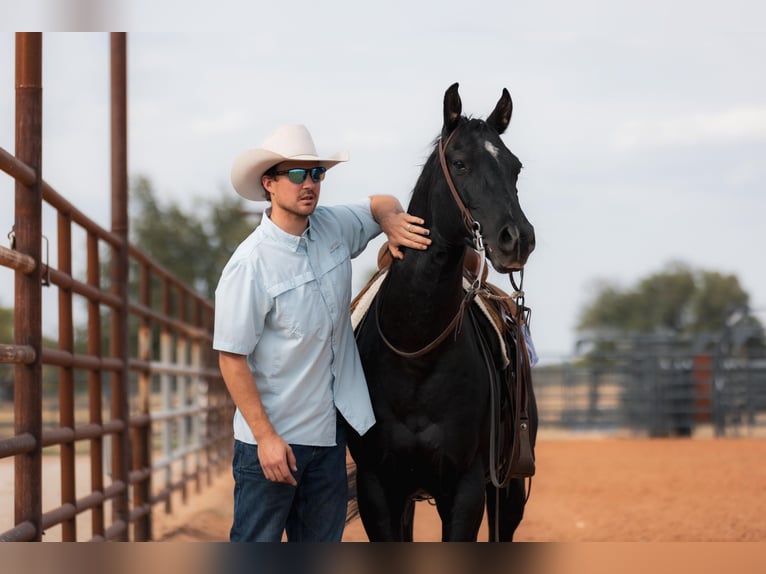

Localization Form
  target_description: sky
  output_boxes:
[1,1,765,362]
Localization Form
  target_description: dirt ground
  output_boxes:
[153,437,766,542]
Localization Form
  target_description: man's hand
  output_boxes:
[370,196,432,260]
[257,432,298,486]
[218,352,297,484]
[383,212,432,260]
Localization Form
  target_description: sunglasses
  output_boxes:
[272,166,327,184]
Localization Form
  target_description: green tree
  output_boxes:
[130,175,256,300]
[203,189,260,299]
[577,261,764,351]
[690,271,749,333]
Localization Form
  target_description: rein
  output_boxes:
[375,289,475,359]
[375,128,487,359]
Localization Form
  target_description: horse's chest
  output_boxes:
[374,361,491,445]
[367,332,491,410]
[359,312,495,458]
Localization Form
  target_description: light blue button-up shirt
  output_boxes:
[213,199,380,446]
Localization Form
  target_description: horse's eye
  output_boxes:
[452,160,467,174]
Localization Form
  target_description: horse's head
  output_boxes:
[438,83,535,273]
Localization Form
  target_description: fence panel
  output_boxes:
[0,32,234,542]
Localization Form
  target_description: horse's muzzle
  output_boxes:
[489,223,535,271]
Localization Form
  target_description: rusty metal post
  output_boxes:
[57,211,76,541]
[86,230,105,539]
[14,32,43,542]
[109,32,131,540]
[133,263,152,541]
[192,300,204,490]
[160,280,172,514]
[195,300,212,486]
[177,290,189,505]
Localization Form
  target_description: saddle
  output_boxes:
[352,244,535,481]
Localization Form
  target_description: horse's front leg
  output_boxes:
[356,466,414,541]
[436,457,486,541]
[485,477,527,541]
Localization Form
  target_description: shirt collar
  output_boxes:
[262,208,314,251]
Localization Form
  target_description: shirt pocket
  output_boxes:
[268,272,328,340]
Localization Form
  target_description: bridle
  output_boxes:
[438,129,480,240]
[375,127,525,358]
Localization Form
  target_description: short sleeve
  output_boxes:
[213,258,272,355]
[323,199,381,258]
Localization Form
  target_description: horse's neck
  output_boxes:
[377,161,470,338]
[381,230,467,341]
[390,240,463,294]
[375,233,467,354]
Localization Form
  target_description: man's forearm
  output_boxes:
[369,195,405,227]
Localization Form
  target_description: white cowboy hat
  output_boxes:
[231,124,350,201]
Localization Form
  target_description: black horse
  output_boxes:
[347,83,538,541]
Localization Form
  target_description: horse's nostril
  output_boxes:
[499,225,518,250]
[524,229,536,253]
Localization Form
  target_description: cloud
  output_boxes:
[191,110,248,135]
[0,0,128,29]
[339,128,404,152]
[614,106,766,150]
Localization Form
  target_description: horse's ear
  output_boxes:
[486,88,513,134]
[443,82,462,137]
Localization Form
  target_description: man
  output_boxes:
[214,124,431,542]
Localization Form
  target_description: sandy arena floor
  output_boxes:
[151,437,766,542]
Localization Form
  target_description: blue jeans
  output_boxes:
[229,424,348,542]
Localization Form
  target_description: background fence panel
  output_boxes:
[533,351,766,437]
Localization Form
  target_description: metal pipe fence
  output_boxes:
[0,33,234,542]
[533,352,766,437]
